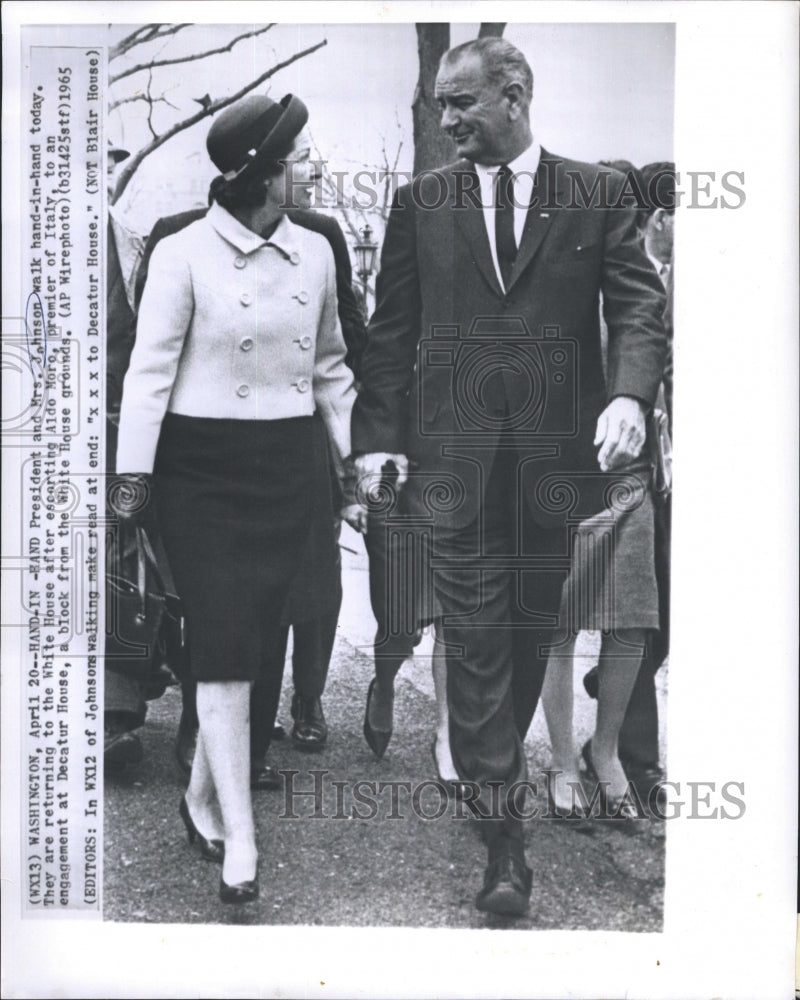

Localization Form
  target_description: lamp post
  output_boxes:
[354,224,378,316]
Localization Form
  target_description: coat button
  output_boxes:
[289,251,300,265]
[240,337,254,352]
[237,384,250,398]
[294,335,312,350]
[234,256,246,270]
[295,291,310,304]
[294,378,310,393]
[240,292,252,306]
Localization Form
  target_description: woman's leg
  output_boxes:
[185,726,223,840]
[196,680,257,884]
[540,634,581,811]
[431,624,458,781]
[591,628,646,800]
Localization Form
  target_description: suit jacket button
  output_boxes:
[240,292,252,306]
[237,384,250,398]
[295,291,310,304]
[234,256,246,270]
[240,337,254,352]
[290,251,301,265]
[299,335,312,350]
[294,378,310,393]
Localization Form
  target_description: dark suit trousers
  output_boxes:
[432,446,569,843]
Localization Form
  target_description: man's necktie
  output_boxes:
[495,165,517,290]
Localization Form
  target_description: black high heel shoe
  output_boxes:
[363,678,392,759]
[580,741,643,833]
[219,864,259,904]
[179,796,224,864]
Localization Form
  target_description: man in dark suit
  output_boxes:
[352,38,667,916]
[122,201,366,781]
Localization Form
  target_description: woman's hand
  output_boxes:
[341,504,367,534]
[109,473,155,527]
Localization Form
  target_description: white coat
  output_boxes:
[116,202,355,473]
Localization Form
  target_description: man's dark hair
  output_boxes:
[442,38,534,107]
[639,161,677,219]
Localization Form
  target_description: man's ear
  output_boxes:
[503,82,526,120]
[652,207,668,231]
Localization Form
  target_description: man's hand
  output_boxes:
[353,453,409,510]
[341,504,367,534]
[594,396,647,471]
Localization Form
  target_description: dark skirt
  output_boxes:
[153,412,319,682]
[560,461,660,632]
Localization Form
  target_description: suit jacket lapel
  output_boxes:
[506,149,564,292]
[450,162,505,299]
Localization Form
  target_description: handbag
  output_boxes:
[105,524,187,692]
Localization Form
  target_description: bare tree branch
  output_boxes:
[111,38,327,202]
[110,23,192,61]
[145,69,157,141]
[110,24,276,85]
[108,92,179,113]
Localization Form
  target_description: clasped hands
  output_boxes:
[352,397,646,517]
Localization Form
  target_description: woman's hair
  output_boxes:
[208,150,289,210]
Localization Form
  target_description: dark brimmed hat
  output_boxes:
[206,94,308,182]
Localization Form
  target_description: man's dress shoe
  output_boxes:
[582,666,599,699]
[475,853,533,917]
[622,761,667,816]
[291,695,328,751]
[250,763,282,791]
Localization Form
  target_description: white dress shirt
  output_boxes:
[646,250,670,288]
[474,141,542,291]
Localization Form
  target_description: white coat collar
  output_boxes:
[207,202,299,258]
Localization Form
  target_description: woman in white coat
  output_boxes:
[115,94,355,903]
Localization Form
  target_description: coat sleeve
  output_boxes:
[320,215,367,379]
[601,171,668,407]
[313,249,356,470]
[350,184,421,456]
[116,238,194,473]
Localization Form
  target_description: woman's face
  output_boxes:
[267,128,318,211]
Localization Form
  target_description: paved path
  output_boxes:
[104,525,667,929]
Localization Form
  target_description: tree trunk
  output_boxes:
[412,24,454,176]
[478,23,506,39]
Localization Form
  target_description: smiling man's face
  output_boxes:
[435,52,517,166]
